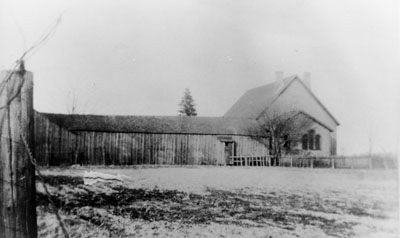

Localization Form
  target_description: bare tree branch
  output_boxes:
[247,110,312,165]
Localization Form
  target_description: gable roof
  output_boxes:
[224,75,339,126]
[39,112,258,135]
[224,76,295,118]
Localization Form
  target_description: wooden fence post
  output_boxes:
[0,70,37,238]
[331,157,335,169]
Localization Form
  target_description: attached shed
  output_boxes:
[34,112,269,166]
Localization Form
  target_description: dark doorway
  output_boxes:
[224,142,236,165]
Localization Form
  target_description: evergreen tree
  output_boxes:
[178,88,197,116]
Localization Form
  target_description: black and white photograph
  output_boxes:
[0,0,399,237]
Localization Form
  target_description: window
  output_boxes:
[302,134,308,150]
[315,135,321,150]
[308,130,315,150]
[283,135,290,151]
[302,130,321,151]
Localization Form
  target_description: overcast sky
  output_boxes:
[1,0,399,155]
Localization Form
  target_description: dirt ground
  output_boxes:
[36,166,398,238]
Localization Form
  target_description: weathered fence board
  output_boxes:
[0,70,37,237]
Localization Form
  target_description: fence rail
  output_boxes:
[279,155,397,169]
[227,155,397,169]
[229,155,270,166]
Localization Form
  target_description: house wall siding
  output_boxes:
[267,80,337,131]
[297,122,331,157]
[266,80,337,156]
[330,130,337,156]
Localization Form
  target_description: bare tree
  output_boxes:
[248,110,312,166]
[65,84,98,115]
[66,91,79,114]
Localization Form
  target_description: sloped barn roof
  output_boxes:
[39,112,258,135]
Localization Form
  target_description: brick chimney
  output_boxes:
[303,72,311,90]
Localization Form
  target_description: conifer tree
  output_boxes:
[178,88,197,116]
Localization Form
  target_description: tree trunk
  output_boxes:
[0,70,37,238]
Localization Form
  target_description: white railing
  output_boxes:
[229,155,270,166]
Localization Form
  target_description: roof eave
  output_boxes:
[256,76,340,126]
